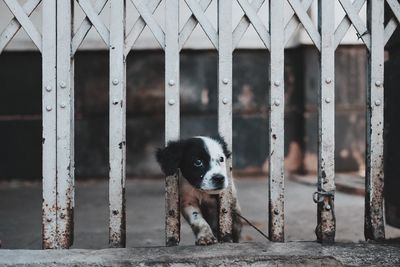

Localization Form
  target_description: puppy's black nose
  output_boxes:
[212,174,225,186]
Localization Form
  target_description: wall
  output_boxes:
[0,46,369,179]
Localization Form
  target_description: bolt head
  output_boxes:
[325,204,331,210]
[222,78,229,84]
[45,85,52,92]
[46,106,52,111]
[375,80,382,87]
[325,78,332,84]
[274,80,280,86]
[274,208,279,215]
[59,81,66,88]
[60,103,66,108]
[46,218,52,222]
[222,97,229,104]
[112,79,119,85]
[112,99,119,105]
[168,99,175,105]
[60,213,65,219]
[325,97,331,103]
[375,99,381,106]
[274,99,280,106]
[168,79,175,86]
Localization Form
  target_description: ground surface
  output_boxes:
[1,242,400,266]
[1,177,400,249]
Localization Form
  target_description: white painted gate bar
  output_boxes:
[0,0,41,53]
[109,0,127,248]
[218,0,234,242]
[365,0,385,241]
[41,0,57,249]
[56,0,75,249]
[165,0,181,246]
[268,0,285,242]
[316,0,336,243]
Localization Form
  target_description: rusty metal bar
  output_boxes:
[364,0,385,241]
[218,0,233,243]
[56,0,75,248]
[315,0,336,243]
[268,0,285,242]
[41,0,57,249]
[109,0,127,248]
[165,0,180,246]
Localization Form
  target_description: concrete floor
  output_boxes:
[1,178,399,249]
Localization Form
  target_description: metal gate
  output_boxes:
[0,0,398,249]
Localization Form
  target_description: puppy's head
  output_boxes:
[156,136,231,194]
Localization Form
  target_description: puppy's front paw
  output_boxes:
[195,233,217,246]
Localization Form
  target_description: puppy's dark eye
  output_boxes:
[219,157,224,163]
[194,159,203,167]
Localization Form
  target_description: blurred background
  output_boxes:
[0,0,400,248]
[0,0,375,179]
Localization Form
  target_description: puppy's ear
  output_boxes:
[156,140,184,176]
[213,135,231,159]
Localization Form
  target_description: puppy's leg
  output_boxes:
[182,205,217,245]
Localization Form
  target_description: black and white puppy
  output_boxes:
[156,136,242,245]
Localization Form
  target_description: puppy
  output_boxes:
[156,136,242,245]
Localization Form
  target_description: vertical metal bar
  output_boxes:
[316,0,336,243]
[165,0,180,246]
[218,0,233,243]
[42,0,57,249]
[56,0,74,248]
[109,0,127,248]
[268,0,285,242]
[365,0,385,241]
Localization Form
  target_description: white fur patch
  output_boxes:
[196,136,228,190]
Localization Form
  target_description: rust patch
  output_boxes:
[218,188,233,243]
[315,195,335,243]
[118,141,126,149]
[165,174,180,246]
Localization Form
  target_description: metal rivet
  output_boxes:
[45,85,52,92]
[375,99,381,106]
[222,98,229,104]
[46,106,52,111]
[325,204,331,211]
[222,78,229,84]
[168,79,175,86]
[46,218,52,222]
[325,97,331,103]
[112,79,119,85]
[60,103,66,108]
[375,80,382,87]
[325,78,332,84]
[112,99,119,105]
[274,209,279,215]
[60,213,65,219]
[274,99,280,106]
[59,81,66,88]
[274,80,280,86]
[168,99,175,105]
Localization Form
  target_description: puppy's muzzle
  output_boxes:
[211,174,225,189]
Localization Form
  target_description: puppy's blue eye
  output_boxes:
[194,159,203,167]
